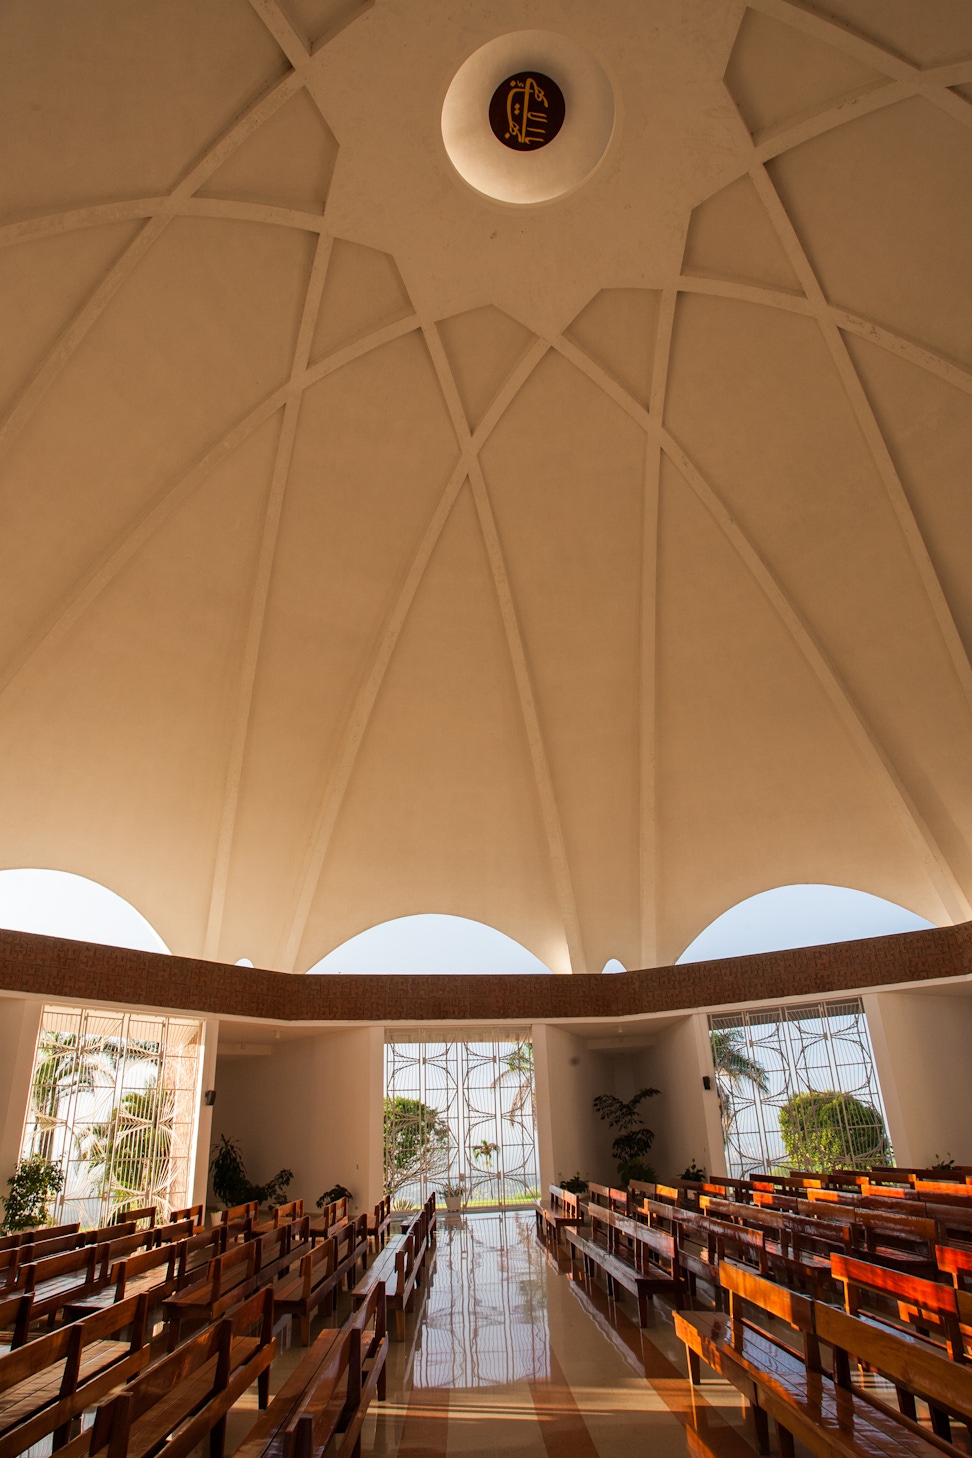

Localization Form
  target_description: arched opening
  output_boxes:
[601,958,626,974]
[677,884,933,964]
[305,914,552,975]
[0,868,168,954]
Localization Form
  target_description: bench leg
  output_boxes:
[774,1419,794,1458]
[686,1348,701,1386]
[750,1403,770,1457]
[258,1366,270,1410]
[394,1307,406,1342]
[210,1416,227,1458]
[637,1292,648,1328]
[300,1311,311,1346]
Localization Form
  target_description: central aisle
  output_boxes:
[363,1211,756,1458]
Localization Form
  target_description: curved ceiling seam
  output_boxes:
[420,322,587,975]
[660,427,972,925]
[747,0,921,81]
[675,277,972,397]
[551,336,651,431]
[247,0,310,68]
[203,232,334,961]
[0,60,309,466]
[638,288,678,967]
[749,161,972,723]
[922,86,972,133]
[0,199,328,253]
[545,322,972,925]
[0,316,418,722]
[277,456,469,973]
[277,330,553,973]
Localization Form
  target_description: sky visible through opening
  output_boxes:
[0,869,934,972]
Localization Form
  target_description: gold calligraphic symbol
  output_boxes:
[506,75,549,146]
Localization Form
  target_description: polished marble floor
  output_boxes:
[226,1210,768,1458]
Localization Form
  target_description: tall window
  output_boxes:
[709,998,891,1178]
[384,1034,539,1208]
[20,1006,203,1227]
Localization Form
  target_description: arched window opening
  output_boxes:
[601,958,626,974]
[677,884,932,964]
[305,914,552,975]
[0,868,168,954]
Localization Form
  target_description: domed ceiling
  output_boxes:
[1,0,971,974]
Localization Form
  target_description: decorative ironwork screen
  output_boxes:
[384,1034,539,1208]
[20,1005,203,1228]
[708,998,892,1178]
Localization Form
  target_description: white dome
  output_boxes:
[0,0,970,973]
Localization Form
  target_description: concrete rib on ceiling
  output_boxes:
[0,0,970,974]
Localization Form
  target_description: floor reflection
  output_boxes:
[412,1212,550,1389]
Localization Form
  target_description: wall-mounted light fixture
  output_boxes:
[702,1076,712,1091]
[204,1089,217,1107]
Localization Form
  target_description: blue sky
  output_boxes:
[0,868,933,972]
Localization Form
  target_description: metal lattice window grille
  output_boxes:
[708,998,892,1178]
[384,1031,539,1209]
[20,1005,203,1228]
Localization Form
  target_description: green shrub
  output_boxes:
[778,1090,890,1172]
[209,1136,292,1208]
[1,1155,64,1232]
[559,1172,589,1194]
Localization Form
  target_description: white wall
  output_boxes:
[190,1019,219,1207]
[0,998,42,1187]
[533,1024,616,1191]
[639,1014,725,1183]
[212,1026,383,1215]
[864,991,972,1168]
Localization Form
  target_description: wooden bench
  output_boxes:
[213,1201,259,1242]
[703,1196,853,1297]
[352,1200,432,1342]
[309,1197,349,1243]
[16,1245,107,1327]
[534,1186,584,1249]
[59,1286,275,1458]
[237,1282,388,1458]
[277,1215,369,1345]
[170,1203,205,1228]
[0,1291,32,1352]
[587,1183,630,1216]
[676,1257,972,1458]
[251,1200,304,1240]
[830,1250,970,1362]
[162,1237,260,1349]
[112,1205,156,1230]
[939,1244,972,1294]
[0,1292,149,1458]
[566,1207,682,1325]
[0,1223,79,1254]
[63,1241,184,1323]
[367,1197,392,1252]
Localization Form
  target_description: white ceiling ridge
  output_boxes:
[639,288,678,969]
[276,323,554,974]
[204,233,335,961]
[0,314,419,724]
[749,161,972,725]
[660,426,972,927]
[747,0,925,81]
[0,43,326,468]
[674,277,972,397]
[547,272,972,931]
[425,322,586,977]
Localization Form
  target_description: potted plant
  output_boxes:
[592,1086,660,1187]
[442,1180,464,1212]
[1,1155,64,1233]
